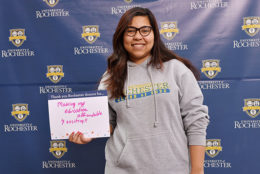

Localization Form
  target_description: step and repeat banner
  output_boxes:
[0,0,260,173]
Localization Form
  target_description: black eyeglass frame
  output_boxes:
[125,26,153,37]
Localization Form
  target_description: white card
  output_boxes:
[48,90,110,140]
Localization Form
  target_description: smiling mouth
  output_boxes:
[131,43,145,47]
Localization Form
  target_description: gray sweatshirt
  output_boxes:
[99,58,209,174]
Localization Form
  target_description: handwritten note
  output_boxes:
[48,90,110,140]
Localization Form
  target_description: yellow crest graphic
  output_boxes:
[124,0,133,3]
[9,29,27,47]
[201,59,221,79]
[242,17,260,37]
[243,99,260,118]
[49,141,67,159]
[11,104,30,122]
[43,0,59,7]
[160,22,179,40]
[46,65,64,83]
[206,139,223,158]
[81,25,100,44]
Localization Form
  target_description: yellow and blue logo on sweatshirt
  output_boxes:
[115,82,170,102]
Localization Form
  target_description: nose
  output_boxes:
[133,30,143,40]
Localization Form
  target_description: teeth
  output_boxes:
[132,44,144,46]
[132,43,144,45]
[132,45,144,48]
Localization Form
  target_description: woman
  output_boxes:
[69,7,209,174]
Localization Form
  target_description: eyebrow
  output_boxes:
[127,26,152,29]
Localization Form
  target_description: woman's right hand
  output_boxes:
[68,131,93,144]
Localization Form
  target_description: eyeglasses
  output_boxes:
[125,26,153,37]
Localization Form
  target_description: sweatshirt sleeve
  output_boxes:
[179,70,210,146]
[97,72,117,130]
[108,104,117,130]
[97,71,108,91]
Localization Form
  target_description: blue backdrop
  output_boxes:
[1,0,260,173]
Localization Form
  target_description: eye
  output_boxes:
[140,28,150,34]
[140,27,152,36]
[126,28,136,36]
[126,28,136,33]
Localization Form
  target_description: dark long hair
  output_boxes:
[105,7,200,98]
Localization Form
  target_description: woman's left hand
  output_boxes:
[69,131,93,144]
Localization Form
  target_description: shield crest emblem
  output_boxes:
[11,104,30,122]
[206,139,222,158]
[49,141,67,159]
[43,0,59,7]
[124,0,133,3]
[201,59,221,79]
[242,17,260,37]
[243,99,260,118]
[46,65,64,83]
[160,22,179,40]
[9,29,26,47]
[81,25,100,44]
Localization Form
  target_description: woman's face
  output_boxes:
[123,16,154,64]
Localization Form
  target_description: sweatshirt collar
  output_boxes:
[127,56,151,68]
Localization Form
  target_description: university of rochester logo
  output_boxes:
[204,139,231,168]
[43,140,75,168]
[4,103,38,132]
[9,29,26,47]
[81,25,100,44]
[233,17,260,48]
[11,104,30,122]
[160,22,179,40]
[49,141,67,159]
[124,0,133,3]
[243,99,260,118]
[242,17,260,37]
[46,65,64,83]
[43,0,59,7]
[201,59,221,79]
[205,139,222,158]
